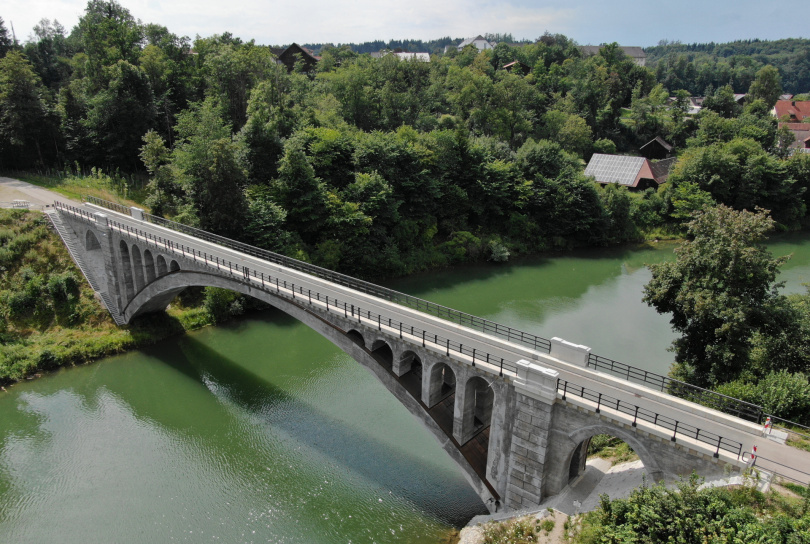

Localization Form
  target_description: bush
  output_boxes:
[715,371,810,425]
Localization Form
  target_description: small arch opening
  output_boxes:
[85,230,101,251]
[143,249,156,283]
[398,351,422,399]
[118,240,135,301]
[169,260,180,272]
[568,434,640,484]
[131,244,145,292]
[427,363,457,436]
[370,340,394,370]
[346,329,365,347]
[156,255,168,276]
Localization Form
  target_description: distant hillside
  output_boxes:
[303,33,524,55]
[644,38,810,95]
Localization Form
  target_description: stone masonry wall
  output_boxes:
[505,391,553,510]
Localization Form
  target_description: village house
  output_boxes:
[584,154,666,190]
[578,45,646,66]
[773,99,810,122]
[778,122,810,152]
[444,35,494,53]
[270,43,320,72]
[639,136,674,160]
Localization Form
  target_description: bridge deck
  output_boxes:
[55,201,810,485]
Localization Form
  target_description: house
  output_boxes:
[584,154,662,190]
[444,35,494,53]
[778,123,810,150]
[370,50,430,62]
[639,136,674,160]
[270,43,320,72]
[393,52,430,62]
[578,45,646,66]
[733,93,747,105]
[649,157,677,184]
[503,60,531,75]
[773,100,810,122]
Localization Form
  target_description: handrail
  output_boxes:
[558,378,744,460]
[83,195,132,216]
[52,201,521,378]
[587,353,765,423]
[61,198,804,433]
[741,451,810,485]
[83,198,553,355]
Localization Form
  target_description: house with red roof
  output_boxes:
[773,100,810,122]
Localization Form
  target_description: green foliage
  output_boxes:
[573,474,810,544]
[644,206,787,386]
[715,371,810,425]
[202,287,245,324]
[480,516,543,544]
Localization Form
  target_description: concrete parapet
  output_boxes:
[513,359,559,403]
[550,337,591,367]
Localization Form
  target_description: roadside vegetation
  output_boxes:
[570,475,810,543]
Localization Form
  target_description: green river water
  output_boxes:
[3,234,810,543]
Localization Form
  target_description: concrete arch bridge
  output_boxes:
[45,198,810,513]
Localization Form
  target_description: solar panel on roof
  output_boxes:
[584,154,645,186]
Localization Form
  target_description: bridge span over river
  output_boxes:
[46,197,810,512]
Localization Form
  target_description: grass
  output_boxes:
[587,434,639,465]
[0,209,215,385]
[3,167,149,209]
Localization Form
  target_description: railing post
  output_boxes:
[399,322,402,339]
[499,358,504,377]
[596,393,602,413]
[562,380,568,401]
[446,338,450,356]
[671,421,679,442]
[632,406,639,427]
[472,348,476,367]
[378,315,381,331]
[422,330,425,347]
[714,436,722,458]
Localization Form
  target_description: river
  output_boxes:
[2,234,810,542]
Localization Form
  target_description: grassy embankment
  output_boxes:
[0,208,218,385]
[3,167,147,208]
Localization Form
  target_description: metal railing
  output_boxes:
[66,198,810,438]
[558,378,744,460]
[82,197,553,355]
[56,201,521,377]
[84,195,132,216]
[587,353,765,423]
[741,451,810,485]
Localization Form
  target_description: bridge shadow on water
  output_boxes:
[140,332,488,524]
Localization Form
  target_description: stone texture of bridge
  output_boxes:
[47,199,809,513]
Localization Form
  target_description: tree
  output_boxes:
[0,51,54,167]
[748,65,782,109]
[643,205,788,387]
[171,98,247,237]
[0,17,14,57]
[83,60,156,170]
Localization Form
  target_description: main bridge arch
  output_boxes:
[123,268,507,510]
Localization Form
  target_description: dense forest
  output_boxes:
[646,38,810,95]
[2,2,809,280]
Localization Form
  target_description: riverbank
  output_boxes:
[0,207,236,386]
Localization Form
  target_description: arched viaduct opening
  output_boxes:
[556,424,658,498]
[398,350,422,400]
